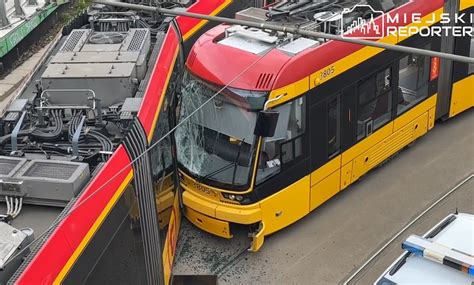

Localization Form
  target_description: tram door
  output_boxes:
[309,94,342,210]
[447,6,473,118]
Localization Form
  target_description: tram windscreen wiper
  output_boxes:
[232,139,245,184]
[198,131,236,182]
[200,162,235,182]
[200,139,246,184]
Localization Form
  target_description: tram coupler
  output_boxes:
[249,222,265,252]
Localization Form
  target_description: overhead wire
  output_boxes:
[93,0,474,64]
[5,0,474,272]
[1,43,274,269]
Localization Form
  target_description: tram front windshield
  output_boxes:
[175,71,265,190]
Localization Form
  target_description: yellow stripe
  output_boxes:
[182,0,233,41]
[460,0,474,11]
[54,170,134,284]
[267,77,309,108]
[147,47,180,143]
[269,7,444,105]
[310,32,398,89]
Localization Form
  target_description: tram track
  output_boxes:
[172,174,473,284]
[172,220,251,278]
[215,247,250,278]
[344,173,474,284]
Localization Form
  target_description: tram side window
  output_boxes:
[150,97,173,180]
[328,95,340,158]
[397,53,430,115]
[149,56,181,250]
[150,53,181,190]
[357,68,392,141]
[256,97,306,184]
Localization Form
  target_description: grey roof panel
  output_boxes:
[41,62,135,78]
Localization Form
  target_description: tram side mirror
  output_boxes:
[254,110,279,137]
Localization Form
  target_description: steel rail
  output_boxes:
[94,1,474,64]
[343,173,474,284]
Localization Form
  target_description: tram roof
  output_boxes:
[187,0,444,92]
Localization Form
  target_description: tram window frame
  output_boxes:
[150,59,180,185]
[149,47,183,251]
[396,47,431,116]
[256,96,307,185]
[280,135,304,164]
[356,67,393,142]
[327,94,341,159]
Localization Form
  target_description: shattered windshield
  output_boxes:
[175,71,261,190]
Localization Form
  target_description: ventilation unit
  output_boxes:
[0,158,90,207]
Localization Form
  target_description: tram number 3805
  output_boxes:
[320,66,336,80]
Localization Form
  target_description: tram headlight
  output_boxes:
[222,193,249,204]
[222,193,246,203]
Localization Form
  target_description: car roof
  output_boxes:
[377,213,474,284]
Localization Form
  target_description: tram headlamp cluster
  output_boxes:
[223,193,244,202]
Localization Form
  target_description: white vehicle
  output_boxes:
[375,213,474,284]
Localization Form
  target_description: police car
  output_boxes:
[375,213,474,284]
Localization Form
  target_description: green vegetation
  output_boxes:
[63,0,91,23]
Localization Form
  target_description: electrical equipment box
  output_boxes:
[0,157,90,207]
[41,28,151,107]
[0,223,34,284]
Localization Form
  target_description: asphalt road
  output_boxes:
[173,109,474,284]
[353,176,473,284]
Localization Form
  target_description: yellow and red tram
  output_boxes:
[175,0,473,251]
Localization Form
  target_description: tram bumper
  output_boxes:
[184,206,232,239]
[181,190,262,224]
[181,190,265,251]
[249,221,265,252]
